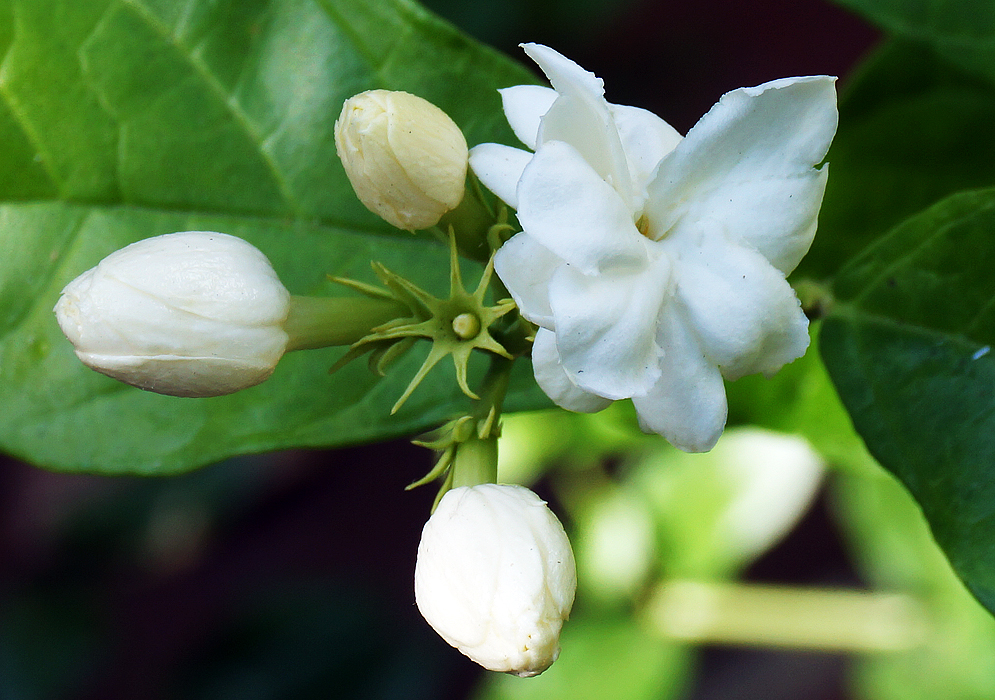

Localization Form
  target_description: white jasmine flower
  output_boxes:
[54,231,291,397]
[414,483,576,677]
[470,44,838,452]
[335,89,468,231]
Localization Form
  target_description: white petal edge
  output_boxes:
[517,140,646,275]
[522,43,633,203]
[645,75,837,274]
[547,254,671,400]
[632,308,727,453]
[469,143,533,211]
[493,232,560,328]
[674,234,810,380]
[532,328,614,413]
[499,85,557,150]
[610,103,683,197]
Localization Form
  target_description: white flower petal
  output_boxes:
[632,309,727,452]
[522,43,633,202]
[499,85,557,150]
[532,328,614,413]
[547,253,672,400]
[469,143,532,210]
[493,233,559,328]
[646,75,837,273]
[610,103,683,195]
[517,140,646,274]
[675,233,810,380]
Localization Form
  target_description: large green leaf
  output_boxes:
[799,40,995,280]
[821,188,995,615]
[831,0,995,87]
[0,0,551,474]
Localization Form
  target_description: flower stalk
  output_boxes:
[284,296,407,351]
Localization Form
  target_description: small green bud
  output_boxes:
[451,312,481,340]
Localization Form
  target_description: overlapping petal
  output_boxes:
[492,233,560,327]
[609,103,683,199]
[517,140,646,275]
[645,75,837,273]
[547,253,671,399]
[632,309,727,453]
[468,143,532,210]
[674,232,810,380]
[532,328,614,413]
[499,85,557,149]
[523,44,633,201]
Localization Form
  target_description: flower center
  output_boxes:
[636,213,652,239]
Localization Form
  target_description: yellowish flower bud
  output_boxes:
[335,90,468,231]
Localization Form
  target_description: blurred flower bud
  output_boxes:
[414,483,576,677]
[335,89,468,231]
[54,231,291,397]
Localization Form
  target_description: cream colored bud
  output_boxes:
[335,90,468,231]
[414,484,576,677]
[54,232,291,398]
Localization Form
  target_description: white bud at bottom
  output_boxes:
[414,484,576,677]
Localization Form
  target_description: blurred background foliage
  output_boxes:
[5,0,995,698]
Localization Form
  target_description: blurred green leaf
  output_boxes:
[821,187,995,617]
[831,0,995,87]
[800,40,995,280]
[0,0,551,474]
[834,471,995,700]
[474,615,690,700]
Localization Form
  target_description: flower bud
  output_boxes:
[335,89,468,231]
[54,231,291,398]
[414,484,576,677]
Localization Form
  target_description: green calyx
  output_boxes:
[408,405,501,511]
[330,233,515,413]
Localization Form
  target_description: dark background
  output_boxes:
[0,1,878,698]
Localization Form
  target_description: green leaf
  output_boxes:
[0,0,551,475]
[833,472,995,700]
[831,0,995,87]
[820,188,995,616]
[474,616,691,700]
[800,40,995,280]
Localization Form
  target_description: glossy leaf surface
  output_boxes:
[0,0,549,474]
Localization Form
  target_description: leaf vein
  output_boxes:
[115,0,303,213]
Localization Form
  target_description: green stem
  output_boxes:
[448,356,514,489]
[476,355,512,420]
[645,580,928,653]
[438,172,497,263]
[451,436,498,488]
[284,296,407,352]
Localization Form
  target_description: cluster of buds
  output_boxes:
[52,39,835,674]
[53,87,575,678]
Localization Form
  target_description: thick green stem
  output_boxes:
[451,436,499,488]
[448,356,513,489]
[645,580,928,653]
[284,296,407,352]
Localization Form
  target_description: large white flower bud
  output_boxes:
[335,89,468,231]
[414,484,576,677]
[54,231,291,398]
